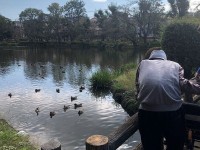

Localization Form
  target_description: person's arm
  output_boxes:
[179,66,200,94]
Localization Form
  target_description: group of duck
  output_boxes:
[8,85,86,118]
[7,64,85,118]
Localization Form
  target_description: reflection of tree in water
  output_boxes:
[0,50,15,76]
[0,47,142,86]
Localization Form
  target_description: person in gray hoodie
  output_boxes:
[135,47,200,150]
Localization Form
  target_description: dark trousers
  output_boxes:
[138,107,186,150]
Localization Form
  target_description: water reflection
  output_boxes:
[0,47,141,149]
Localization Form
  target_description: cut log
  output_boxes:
[86,135,109,150]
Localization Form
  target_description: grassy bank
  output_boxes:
[0,119,37,150]
[90,63,139,115]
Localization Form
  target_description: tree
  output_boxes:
[107,4,125,41]
[47,3,64,42]
[94,9,109,41]
[167,0,189,17]
[133,0,165,44]
[19,8,46,42]
[0,15,13,41]
[63,0,88,42]
[118,12,138,47]
[162,21,200,78]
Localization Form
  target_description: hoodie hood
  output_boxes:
[149,50,167,60]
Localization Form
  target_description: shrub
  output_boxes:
[161,18,200,77]
[90,70,113,89]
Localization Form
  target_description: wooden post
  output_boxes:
[41,138,61,150]
[86,135,109,150]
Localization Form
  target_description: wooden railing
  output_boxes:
[85,101,200,150]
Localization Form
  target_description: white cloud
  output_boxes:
[93,0,107,2]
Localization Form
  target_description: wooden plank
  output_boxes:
[132,143,143,150]
[108,113,138,150]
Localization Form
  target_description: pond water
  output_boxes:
[0,47,141,150]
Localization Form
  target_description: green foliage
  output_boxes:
[113,69,136,91]
[90,70,113,89]
[113,63,136,77]
[134,0,165,44]
[0,119,37,150]
[0,15,13,41]
[161,18,200,77]
[19,8,46,42]
[90,63,136,91]
[112,63,136,91]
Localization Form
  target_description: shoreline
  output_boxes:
[0,117,39,150]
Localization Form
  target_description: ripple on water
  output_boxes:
[0,49,140,150]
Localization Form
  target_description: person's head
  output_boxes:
[144,47,167,60]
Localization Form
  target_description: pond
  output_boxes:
[0,47,141,150]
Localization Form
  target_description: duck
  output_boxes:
[71,96,77,101]
[56,89,60,93]
[79,85,85,90]
[35,107,40,115]
[78,110,84,116]
[8,93,12,98]
[50,111,56,118]
[74,103,82,109]
[62,71,65,73]
[63,105,70,111]
[60,66,63,69]
[35,89,41,93]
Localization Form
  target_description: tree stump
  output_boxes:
[41,138,61,150]
[86,135,109,150]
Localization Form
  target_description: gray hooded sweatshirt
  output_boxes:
[135,50,200,111]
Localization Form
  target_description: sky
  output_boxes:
[0,0,199,21]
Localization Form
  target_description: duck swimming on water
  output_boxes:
[50,111,56,118]
[56,89,60,93]
[74,103,82,109]
[79,85,85,90]
[35,107,40,115]
[35,89,41,93]
[78,110,84,116]
[71,96,77,101]
[8,93,12,98]
[63,105,70,112]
